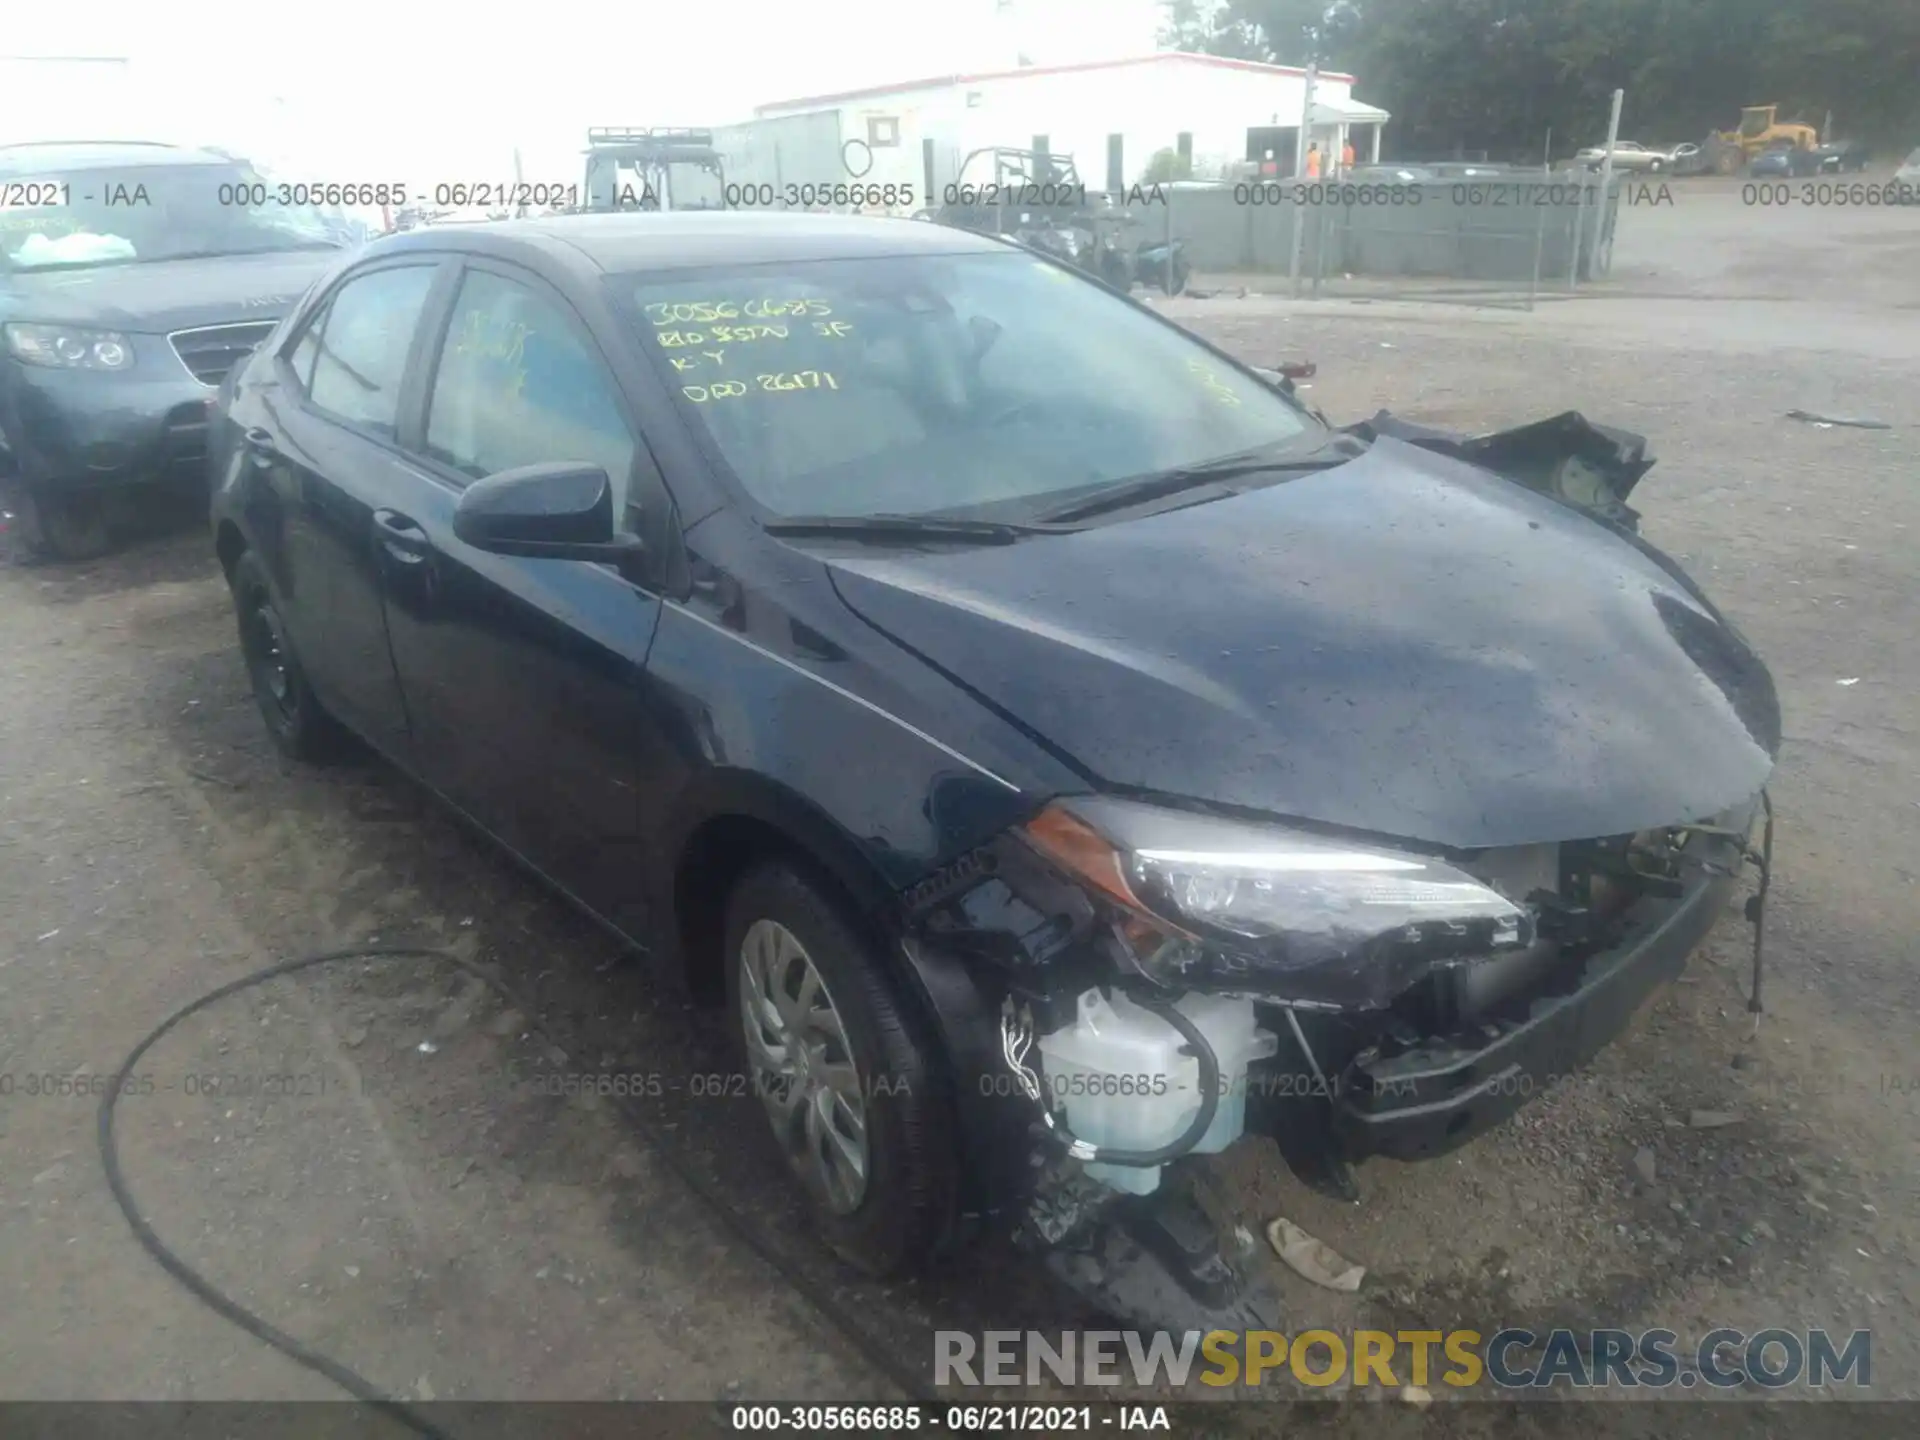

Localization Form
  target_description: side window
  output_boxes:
[425,270,636,512]
[306,266,437,438]
[286,300,328,392]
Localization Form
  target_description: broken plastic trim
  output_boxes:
[1345,409,1655,530]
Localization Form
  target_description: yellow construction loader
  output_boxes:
[1701,105,1820,175]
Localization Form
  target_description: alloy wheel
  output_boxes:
[737,918,871,1215]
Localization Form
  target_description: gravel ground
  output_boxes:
[0,194,1914,1423]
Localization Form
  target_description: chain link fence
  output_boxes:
[1127,175,1624,311]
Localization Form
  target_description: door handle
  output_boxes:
[372,508,431,563]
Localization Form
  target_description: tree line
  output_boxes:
[1161,0,1920,161]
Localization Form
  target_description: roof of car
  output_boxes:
[0,141,236,176]
[376,210,1008,272]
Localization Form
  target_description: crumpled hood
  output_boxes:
[827,438,1780,850]
[2,249,340,333]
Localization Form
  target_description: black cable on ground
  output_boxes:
[99,943,939,1432]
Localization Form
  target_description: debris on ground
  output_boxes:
[1632,1146,1659,1184]
[1688,1109,1742,1129]
[1785,409,1891,430]
[1400,1383,1433,1409]
[1837,678,1861,686]
[1267,1217,1366,1291]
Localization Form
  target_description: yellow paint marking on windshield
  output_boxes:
[452,310,531,397]
[643,299,831,327]
[682,381,749,402]
[681,372,839,403]
[757,371,838,392]
[1185,358,1244,407]
[659,325,792,349]
[711,323,791,342]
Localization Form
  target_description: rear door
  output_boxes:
[376,258,668,932]
[248,260,445,758]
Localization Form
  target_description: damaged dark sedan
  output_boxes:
[208,212,1779,1318]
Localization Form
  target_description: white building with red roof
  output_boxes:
[736,50,1390,202]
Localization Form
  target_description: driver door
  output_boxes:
[377,260,671,933]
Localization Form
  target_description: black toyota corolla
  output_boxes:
[208,212,1778,1301]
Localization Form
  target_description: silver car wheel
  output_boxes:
[738,917,870,1215]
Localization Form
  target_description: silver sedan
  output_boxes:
[1574,141,1676,173]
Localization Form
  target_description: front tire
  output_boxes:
[20,487,113,562]
[724,862,956,1277]
[229,549,346,762]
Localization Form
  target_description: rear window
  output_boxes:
[624,250,1318,522]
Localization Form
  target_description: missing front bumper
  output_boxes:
[1329,861,1738,1161]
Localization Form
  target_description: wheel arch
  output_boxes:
[666,771,905,1008]
[665,770,1023,1226]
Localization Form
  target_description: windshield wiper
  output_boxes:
[1034,440,1365,524]
[762,513,1042,545]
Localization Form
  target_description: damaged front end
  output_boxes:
[891,409,1776,1328]
[906,792,1771,1327]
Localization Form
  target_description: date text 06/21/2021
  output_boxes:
[726,1404,1172,1432]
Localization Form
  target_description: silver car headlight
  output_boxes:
[1022,796,1534,1009]
[4,322,134,371]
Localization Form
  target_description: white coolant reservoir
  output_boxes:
[1036,988,1277,1195]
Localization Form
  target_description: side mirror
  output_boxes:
[452,462,643,567]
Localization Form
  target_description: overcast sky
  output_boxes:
[7,0,1167,184]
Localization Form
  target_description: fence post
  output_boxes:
[1568,178,1587,289]
[1588,88,1623,277]
[1528,194,1545,312]
[1288,61,1318,299]
[1165,184,1175,292]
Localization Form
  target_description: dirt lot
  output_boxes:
[2,186,1915,1421]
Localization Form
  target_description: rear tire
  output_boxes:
[229,549,346,763]
[724,862,957,1277]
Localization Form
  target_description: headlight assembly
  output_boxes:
[4,322,134,371]
[1021,796,1534,1009]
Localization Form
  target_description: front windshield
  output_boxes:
[627,251,1319,521]
[0,164,341,273]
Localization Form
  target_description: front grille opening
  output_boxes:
[169,322,277,388]
[163,400,210,474]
